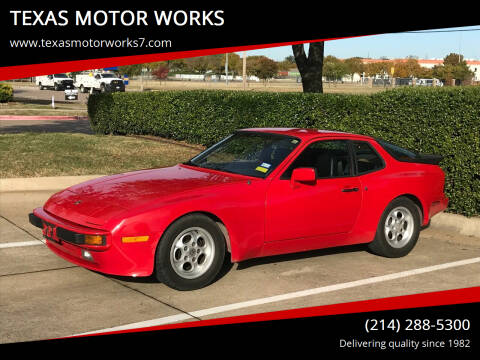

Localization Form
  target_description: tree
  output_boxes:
[364,61,390,78]
[152,64,169,81]
[432,53,473,85]
[206,54,224,74]
[247,56,278,82]
[443,53,464,66]
[323,56,349,82]
[292,42,324,93]
[344,57,365,82]
[222,53,242,76]
[142,62,165,71]
[277,56,297,71]
[118,64,143,77]
[416,66,433,79]
[277,60,293,71]
[183,56,210,73]
[169,59,188,73]
[392,59,421,78]
[285,55,295,63]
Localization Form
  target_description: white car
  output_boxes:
[36,74,74,91]
[416,79,443,87]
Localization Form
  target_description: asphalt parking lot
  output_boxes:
[12,85,89,104]
[0,85,91,134]
[1,188,479,344]
[0,117,92,134]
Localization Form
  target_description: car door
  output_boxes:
[265,139,362,244]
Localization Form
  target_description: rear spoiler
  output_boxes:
[394,154,443,165]
[412,154,443,165]
[375,138,443,165]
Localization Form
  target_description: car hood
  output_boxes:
[44,165,244,228]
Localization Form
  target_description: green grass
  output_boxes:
[0,133,204,178]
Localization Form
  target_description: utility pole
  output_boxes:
[243,51,247,90]
[141,68,145,92]
[225,53,229,86]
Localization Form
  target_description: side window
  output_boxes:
[281,140,352,179]
[353,141,384,174]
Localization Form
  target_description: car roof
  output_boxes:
[239,128,374,141]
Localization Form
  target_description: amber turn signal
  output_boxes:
[84,235,105,245]
[122,236,149,243]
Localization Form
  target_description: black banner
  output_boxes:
[2,4,478,67]
[4,301,478,353]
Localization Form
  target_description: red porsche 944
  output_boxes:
[30,128,448,290]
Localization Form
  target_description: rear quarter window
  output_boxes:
[353,141,385,174]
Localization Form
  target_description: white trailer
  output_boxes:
[74,72,125,93]
[36,74,74,91]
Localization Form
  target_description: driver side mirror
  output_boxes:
[291,167,316,187]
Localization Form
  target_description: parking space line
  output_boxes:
[0,215,43,241]
[75,256,480,336]
[0,240,45,249]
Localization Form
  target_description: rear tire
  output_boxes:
[155,214,226,291]
[368,197,421,258]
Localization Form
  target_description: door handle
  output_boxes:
[342,187,359,192]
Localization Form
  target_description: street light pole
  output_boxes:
[243,51,247,90]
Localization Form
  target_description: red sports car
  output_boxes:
[29,128,448,290]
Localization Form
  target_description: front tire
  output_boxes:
[368,197,421,258]
[155,214,226,291]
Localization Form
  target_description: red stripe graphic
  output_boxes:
[66,286,479,339]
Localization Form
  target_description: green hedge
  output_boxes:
[0,83,13,102]
[88,87,480,216]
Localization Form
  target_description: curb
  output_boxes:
[1,175,479,239]
[429,212,480,239]
[0,175,104,192]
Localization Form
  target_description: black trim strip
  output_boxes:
[28,213,43,229]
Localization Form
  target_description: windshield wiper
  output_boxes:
[183,160,198,167]
[183,161,223,171]
[202,163,225,171]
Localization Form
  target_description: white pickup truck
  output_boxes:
[74,73,125,93]
[36,74,75,91]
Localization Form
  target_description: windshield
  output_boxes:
[54,74,69,78]
[186,131,301,178]
[101,74,117,78]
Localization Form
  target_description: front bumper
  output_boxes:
[106,82,125,92]
[59,81,74,90]
[30,208,153,277]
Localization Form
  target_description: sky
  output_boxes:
[237,26,480,61]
